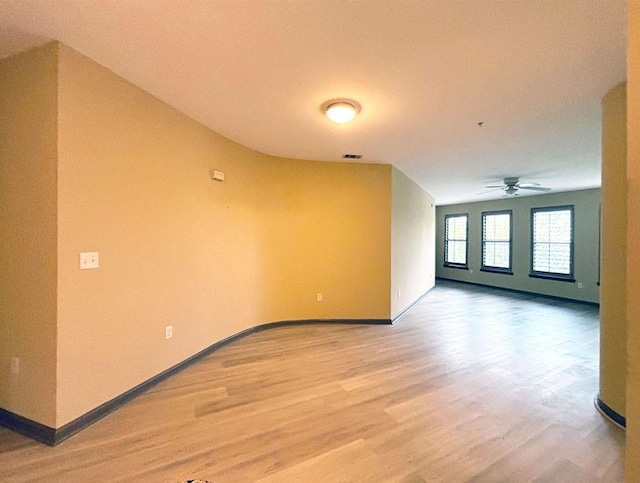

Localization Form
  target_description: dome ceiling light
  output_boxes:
[323,99,360,124]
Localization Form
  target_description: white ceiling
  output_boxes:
[0,0,627,205]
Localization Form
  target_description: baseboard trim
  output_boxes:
[0,317,391,446]
[595,395,626,429]
[256,318,392,330]
[435,277,599,307]
[0,408,55,445]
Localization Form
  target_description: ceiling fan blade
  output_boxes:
[518,182,541,188]
[484,185,506,188]
[477,187,506,195]
[520,186,551,192]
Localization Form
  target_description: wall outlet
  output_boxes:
[470,269,474,274]
[79,252,99,269]
[165,325,173,340]
[316,293,323,302]
[578,282,583,289]
[10,357,19,374]
[397,289,402,298]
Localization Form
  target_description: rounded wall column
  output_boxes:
[598,82,627,427]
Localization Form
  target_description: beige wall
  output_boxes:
[56,43,270,424]
[436,189,601,303]
[599,82,627,419]
[0,43,59,427]
[391,167,435,319]
[627,1,640,480]
[53,44,398,426]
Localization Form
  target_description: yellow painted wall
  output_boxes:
[626,1,640,480]
[0,43,58,427]
[391,167,436,319]
[599,82,627,419]
[54,44,394,426]
[260,159,392,323]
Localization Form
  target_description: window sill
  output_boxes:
[443,264,468,270]
[529,273,575,283]
[480,268,513,275]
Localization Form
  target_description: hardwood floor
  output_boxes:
[0,280,625,481]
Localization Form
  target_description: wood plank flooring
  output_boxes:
[0,280,625,481]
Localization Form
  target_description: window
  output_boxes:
[444,213,468,268]
[530,206,574,281]
[481,210,512,274]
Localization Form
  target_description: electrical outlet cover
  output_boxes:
[80,252,99,269]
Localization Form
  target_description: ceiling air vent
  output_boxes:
[342,154,362,159]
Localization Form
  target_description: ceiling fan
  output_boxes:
[484,177,551,196]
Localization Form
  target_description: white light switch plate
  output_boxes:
[80,252,99,269]
[209,169,225,181]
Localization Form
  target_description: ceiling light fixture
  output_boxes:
[323,99,360,123]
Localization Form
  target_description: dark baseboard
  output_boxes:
[0,318,391,446]
[255,318,392,330]
[435,277,599,307]
[595,395,626,429]
[0,408,55,445]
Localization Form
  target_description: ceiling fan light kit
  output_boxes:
[505,186,518,195]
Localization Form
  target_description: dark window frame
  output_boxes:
[529,205,575,282]
[444,213,469,269]
[481,209,513,275]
